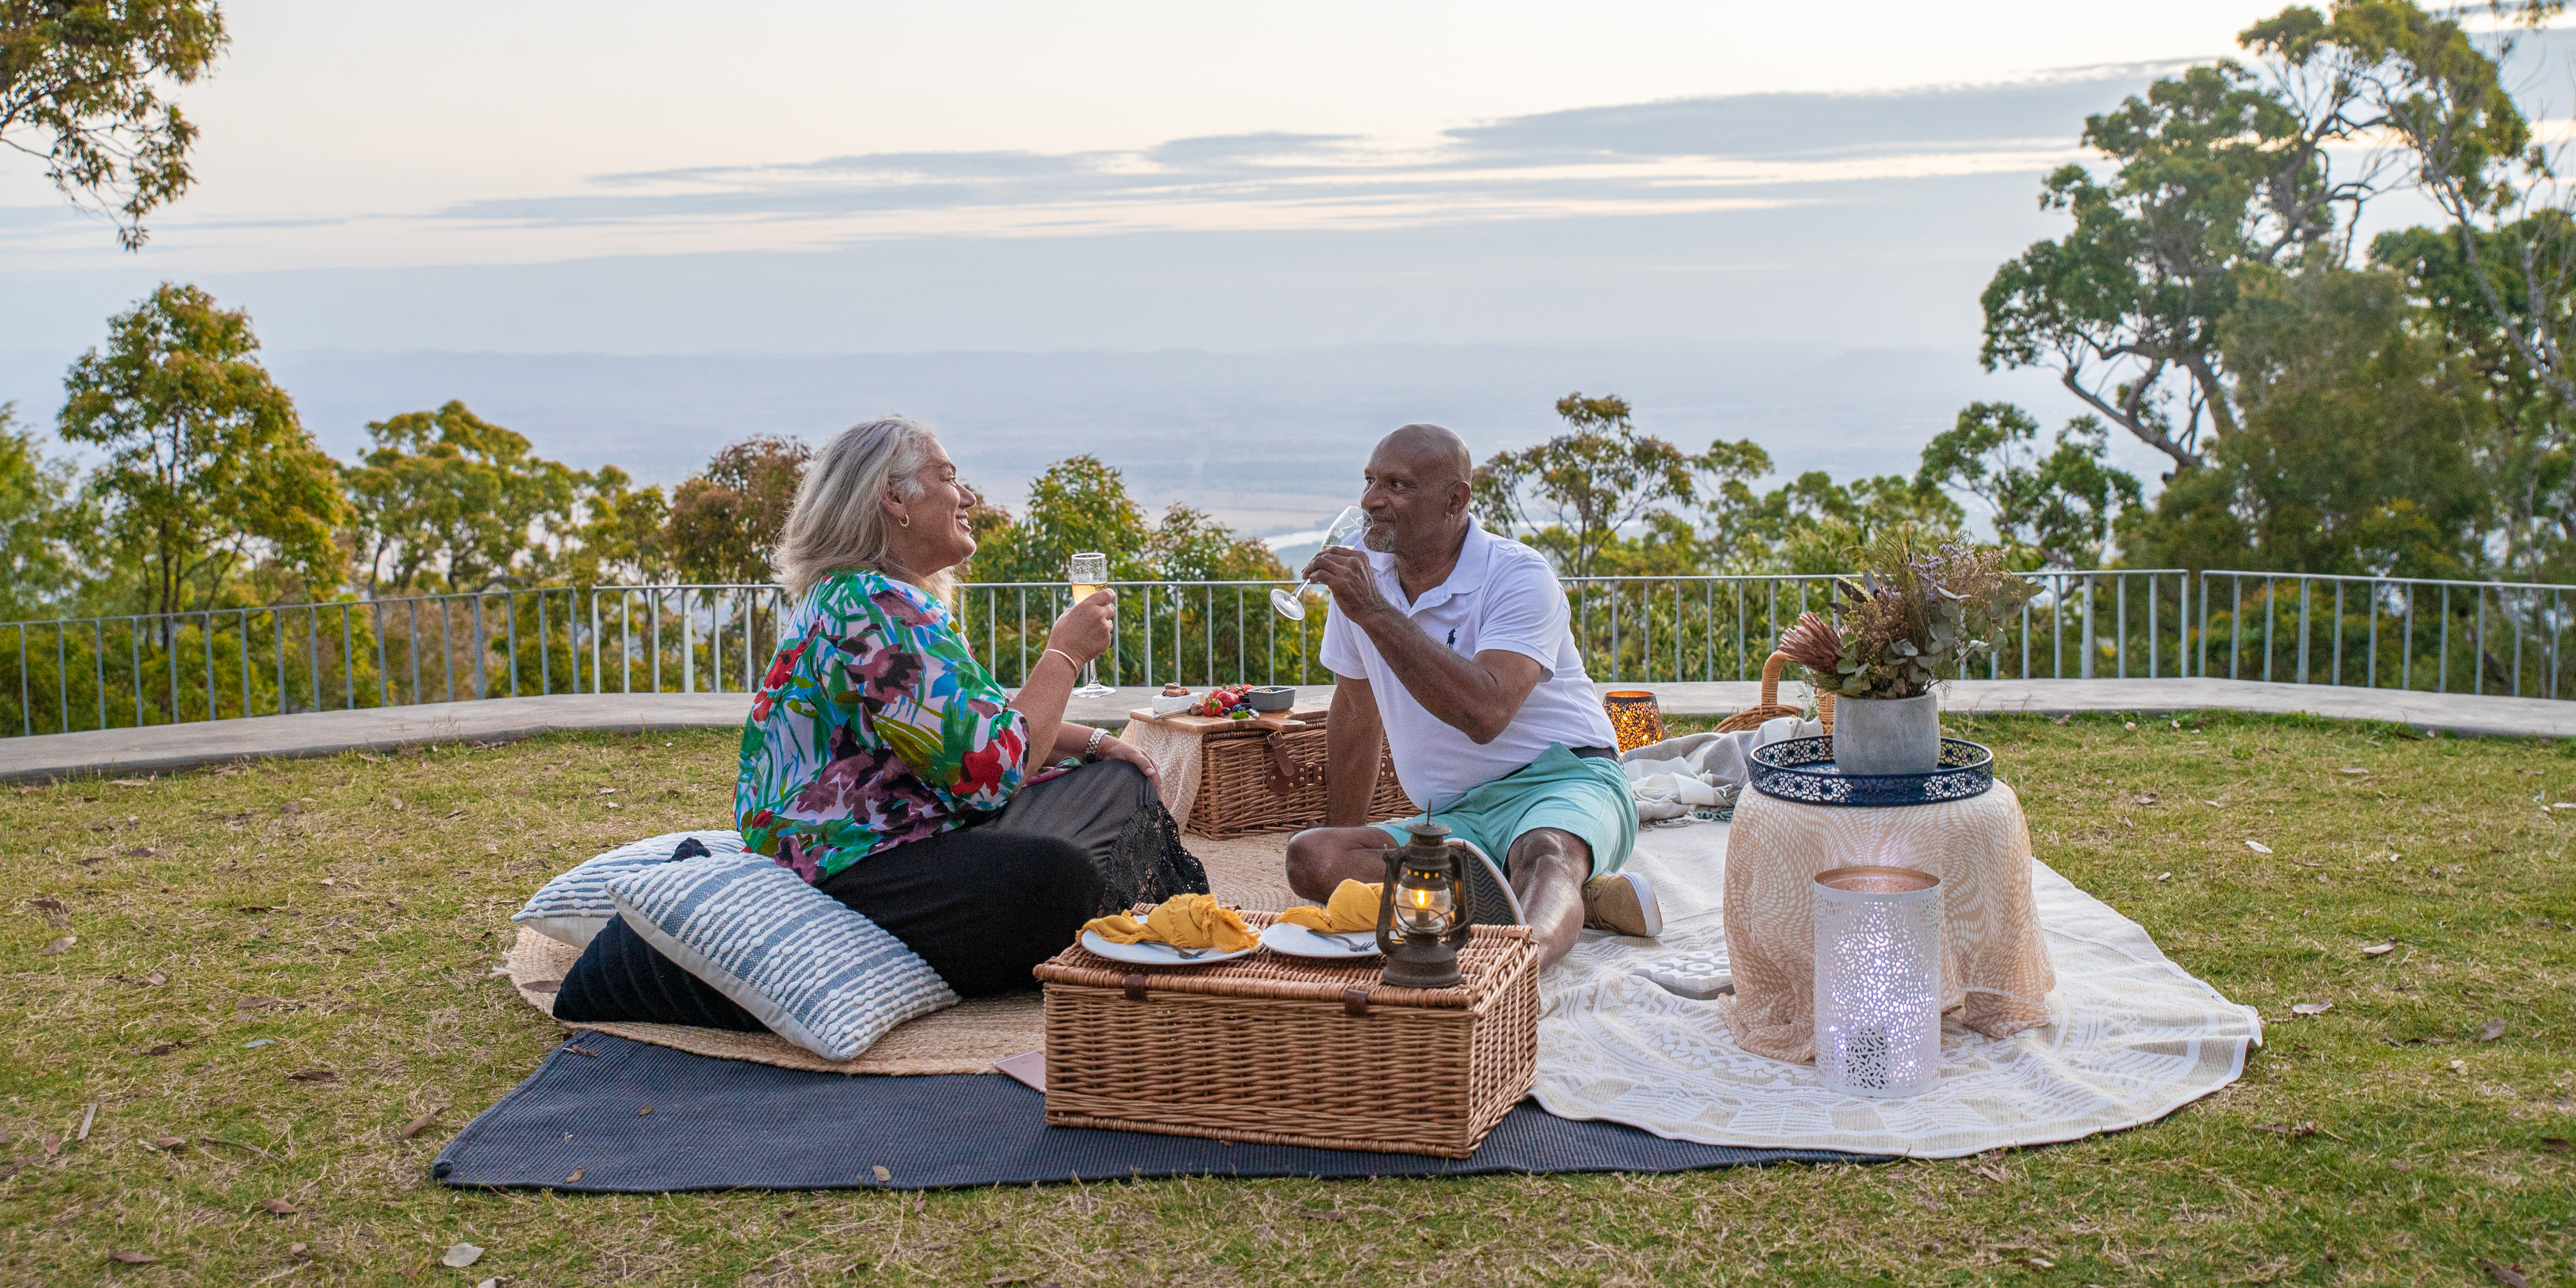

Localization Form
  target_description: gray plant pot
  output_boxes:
[1832,692,1941,776]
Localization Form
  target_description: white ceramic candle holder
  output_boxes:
[1812,865,1944,1098]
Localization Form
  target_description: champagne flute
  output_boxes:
[1270,506,1369,620]
[1066,552,1115,698]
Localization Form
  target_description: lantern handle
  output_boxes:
[1442,840,1477,948]
[1373,837,1403,957]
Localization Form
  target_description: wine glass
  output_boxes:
[1066,552,1116,697]
[1271,507,1369,620]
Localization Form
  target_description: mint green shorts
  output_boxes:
[1373,744,1635,878]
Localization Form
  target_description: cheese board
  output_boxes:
[1126,707,1322,734]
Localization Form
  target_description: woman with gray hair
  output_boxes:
[556,417,1203,1026]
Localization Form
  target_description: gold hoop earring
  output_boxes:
[898,515,910,528]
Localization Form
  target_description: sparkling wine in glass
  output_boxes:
[1271,506,1370,620]
[1066,552,1115,697]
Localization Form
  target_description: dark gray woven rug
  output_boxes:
[432,1036,1883,1191]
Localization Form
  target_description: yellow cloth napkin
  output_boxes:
[1275,880,1382,934]
[1083,894,1258,952]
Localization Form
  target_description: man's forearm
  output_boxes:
[1324,681,1384,827]
[1352,610,1520,744]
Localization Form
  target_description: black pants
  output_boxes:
[555,761,1208,1025]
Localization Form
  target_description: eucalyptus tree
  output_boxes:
[1,0,228,249]
[1979,41,2390,476]
[1916,402,2142,570]
[57,284,346,618]
[342,401,590,596]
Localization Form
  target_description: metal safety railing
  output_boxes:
[5,568,2572,738]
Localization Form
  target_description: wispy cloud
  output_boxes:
[4,63,2191,272]
[427,64,2193,241]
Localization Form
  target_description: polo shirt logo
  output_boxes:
[1446,628,1459,651]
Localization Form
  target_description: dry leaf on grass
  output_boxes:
[2478,1259,2530,1288]
[441,1243,483,1268]
[398,1110,442,1139]
[389,797,404,812]
[286,1069,338,1083]
[40,1134,60,1157]
[2540,1137,2573,1155]
[41,935,74,955]
[261,1197,300,1215]
[148,1135,185,1151]
[28,897,65,913]
[144,1041,187,1056]
[281,801,301,816]
[121,847,160,858]
[2156,872,2173,882]
[145,970,165,985]
[2338,767,2369,775]
[2291,1001,2334,1016]
[235,996,285,1014]
[2477,1018,2507,1041]
[355,751,383,764]
[109,779,151,788]
[2363,942,2396,956]
[2246,840,2274,854]
[106,1250,158,1264]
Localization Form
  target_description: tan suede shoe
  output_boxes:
[1580,871,1663,938]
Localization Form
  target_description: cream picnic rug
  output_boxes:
[1534,820,2263,1158]
[506,820,2260,1158]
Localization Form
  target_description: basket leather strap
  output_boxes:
[1122,974,1149,1002]
[1263,730,1314,797]
[1342,987,1370,1017]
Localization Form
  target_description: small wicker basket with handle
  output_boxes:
[1190,714,1414,838]
[1714,652,1837,734]
[1034,914,1539,1158]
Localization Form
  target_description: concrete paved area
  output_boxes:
[4,678,2566,783]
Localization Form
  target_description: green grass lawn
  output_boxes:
[2,710,2571,1286]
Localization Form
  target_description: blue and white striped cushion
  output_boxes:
[604,854,959,1061]
[510,830,748,949]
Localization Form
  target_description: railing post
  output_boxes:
[2439,585,2450,694]
[2296,578,2309,685]
[2332,580,2344,686]
[683,595,695,694]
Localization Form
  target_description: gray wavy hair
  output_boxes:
[776,416,948,599]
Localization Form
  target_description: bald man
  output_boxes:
[1284,423,1660,966]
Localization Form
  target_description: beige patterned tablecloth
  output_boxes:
[1118,718,1204,829]
[1720,782,2053,1063]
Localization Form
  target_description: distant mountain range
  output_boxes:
[0,341,2127,537]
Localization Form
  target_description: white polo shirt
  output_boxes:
[1320,517,1616,813]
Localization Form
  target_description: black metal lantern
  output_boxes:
[1373,820,1478,989]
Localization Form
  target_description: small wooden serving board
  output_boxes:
[1127,706,1325,734]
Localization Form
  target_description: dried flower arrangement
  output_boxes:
[1775,532,2040,700]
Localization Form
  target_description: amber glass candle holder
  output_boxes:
[1602,690,1665,752]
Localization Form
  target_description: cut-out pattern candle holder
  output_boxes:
[1811,865,1944,1098]
[1602,690,1665,753]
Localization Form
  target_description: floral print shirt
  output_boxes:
[737,570,1032,883]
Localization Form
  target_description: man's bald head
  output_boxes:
[1377,423,1473,490]
[1359,422,1475,558]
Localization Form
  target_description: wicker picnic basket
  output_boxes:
[1715,652,1837,734]
[1034,915,1540,1158]
[1189,715,1415,838]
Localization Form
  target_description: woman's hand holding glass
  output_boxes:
[1047,586,1117,675]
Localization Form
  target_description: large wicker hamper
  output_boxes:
[1033,915,1539,1158]
[1184,710,1415,838]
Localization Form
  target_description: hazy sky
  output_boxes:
[5,2,2536,529]
[4,2,2275,295]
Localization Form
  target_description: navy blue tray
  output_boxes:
[1748,736,1994,807]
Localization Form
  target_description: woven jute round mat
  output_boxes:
[503,834,1304,1075]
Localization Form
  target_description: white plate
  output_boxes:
[1259,921,1383,960]
[1078,929,1254,967]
